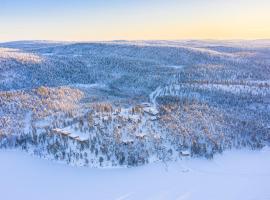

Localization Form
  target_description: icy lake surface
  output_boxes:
[0,148,269,200]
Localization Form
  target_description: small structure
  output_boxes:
[52,128,70,136]
[128,114,140,123]
[135,133,147,139]
[180,150,190,157]
[150,116,160,121]
[52,128,89,143]
[68,132,79,139]
[141,102,151,107]
[103,116,109,121]
[75,136,89,143]
[143,107,159,116]
[153,134,161,140]
[122,139,134,145]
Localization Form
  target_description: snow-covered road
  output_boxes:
[0,148,269,200]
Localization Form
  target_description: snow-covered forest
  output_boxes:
[0,40,270,167]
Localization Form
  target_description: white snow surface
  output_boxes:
[0,148,270,200]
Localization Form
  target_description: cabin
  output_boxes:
[52,128,70,136]
[150,116,160,121]
[128,115,140,123]
[135,133,147,139]
[122,139,134,145]
[103,116,109,121]
[52,128,89,143]
[68,132,79,139]
[75,137,89,143]
[180,150,190,157]
[141,102,151,107]
[143,107,159,116]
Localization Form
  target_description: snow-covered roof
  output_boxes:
[135,133,147,139]
[141,102,151,107]
[53,126,90,142]
[150,116,159,121]
[180,150,190,156]
[122,139,134,144]
[68,132,79,139]
[143,107,159,116]
[52,128,70,136]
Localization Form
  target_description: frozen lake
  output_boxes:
[0,148,269,200]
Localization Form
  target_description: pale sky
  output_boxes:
[0,0,270,41]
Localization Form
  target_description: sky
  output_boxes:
[0,0,270,41]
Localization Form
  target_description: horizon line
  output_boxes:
[1,38,270,43]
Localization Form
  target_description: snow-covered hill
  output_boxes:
[0,40,269,167]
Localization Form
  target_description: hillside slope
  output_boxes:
[0,40,269,167]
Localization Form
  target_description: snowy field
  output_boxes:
[0,148,270,200]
